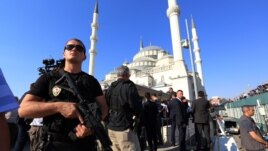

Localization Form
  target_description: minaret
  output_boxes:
[167,0,192,100]
[191,17,204,86]
[89,0,99,76]
[139,38,143,51]
[166,0,187,76]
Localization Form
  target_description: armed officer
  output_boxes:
[19,38,108,151]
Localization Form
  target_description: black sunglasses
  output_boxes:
[65,44,85,53]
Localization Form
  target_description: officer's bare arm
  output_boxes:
[95,95,108,120]
[19,94,59,118]
[19,94,78,119]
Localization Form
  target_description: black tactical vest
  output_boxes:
[43,70,95,135]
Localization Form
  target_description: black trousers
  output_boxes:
[170,122,186,151]
[145,124,158,151]
[178,125,186,151]
[43,141,97,151]
[156,116,163,144]
[41,133,97,151]
[170,120,177,145]
[195,123,210,149]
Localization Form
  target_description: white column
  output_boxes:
[89,1,99,76]
[167,0,191,100]
[167,0,183,62]
[185,19,198,99]
[191,17,204,86]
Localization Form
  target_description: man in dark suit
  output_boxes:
[167,91,187,151]
[192,91,211,150]
[143,92,158,151]
[176,90,188,151]
[151,93,164,145]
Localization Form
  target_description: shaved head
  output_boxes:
[242,105,255,116]
[242,105,253,113]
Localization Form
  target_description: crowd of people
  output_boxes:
[234,83,268,101]
[2,38,268,151]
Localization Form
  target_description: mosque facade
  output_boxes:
[89,0,206,100]
[101,42,205,101]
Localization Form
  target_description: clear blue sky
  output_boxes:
[0,0,268,99]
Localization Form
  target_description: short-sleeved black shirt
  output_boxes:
[28,71,103,100]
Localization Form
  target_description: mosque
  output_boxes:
[88,0,206,101]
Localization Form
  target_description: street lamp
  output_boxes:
[184,18,198,100]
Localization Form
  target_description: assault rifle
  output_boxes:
[38,58,64,75]
[63,71,112,151]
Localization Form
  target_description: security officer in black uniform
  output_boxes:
[19,38,109,151]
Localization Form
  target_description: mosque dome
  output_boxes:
[133,45,168,61]
[139,45,162,52]
[128,45,169,70]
